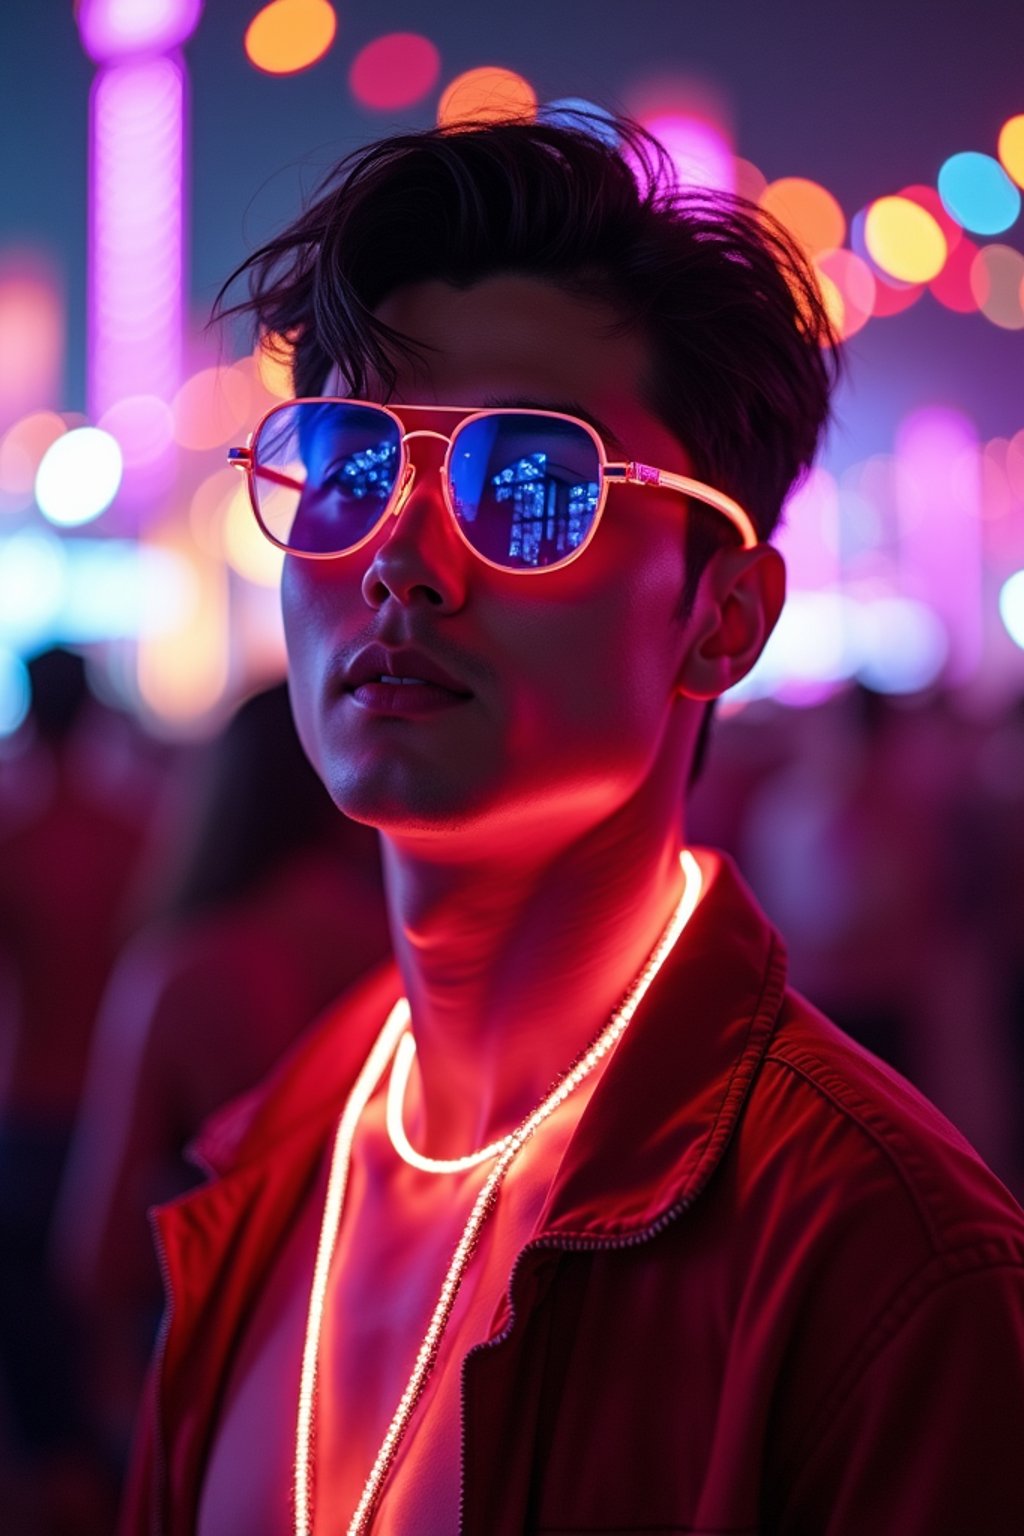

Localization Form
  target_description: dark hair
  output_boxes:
[216,111,842,776]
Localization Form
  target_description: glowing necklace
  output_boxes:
[294,849,703,1536]
[386,1023,512,1173]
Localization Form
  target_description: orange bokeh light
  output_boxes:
[759,177,846,259]
[437,67,536,130]
[734,157,767,205]
[244,0,336,77]
[172,365,255,452]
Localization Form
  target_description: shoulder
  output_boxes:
[747,991,1024,1257]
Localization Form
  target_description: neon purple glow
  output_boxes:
[643,113,735,194]
[895,407,983,684]
[78,0,203,63]
[89,57,184,512]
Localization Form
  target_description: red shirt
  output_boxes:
[121,851,1024,1534]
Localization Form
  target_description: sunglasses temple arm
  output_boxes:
[228,450,305,495]
[607,462,759,550]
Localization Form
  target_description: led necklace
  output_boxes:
[294,849,703,1536]
[386,1022,512,1173]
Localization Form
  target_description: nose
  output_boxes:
[360,431,469,612]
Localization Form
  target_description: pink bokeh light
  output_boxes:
[895,407,983,684]
[349,33,441,112]
[641,113,735,194]
[78,0,203,63]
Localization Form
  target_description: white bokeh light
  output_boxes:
[35,426,123,527]
[999,570,1024,650]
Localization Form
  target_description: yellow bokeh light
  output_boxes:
[970,244,1024,330]
[864,196,947,284]
[223,484,284,586]
[997,113,1024,190]
[189,467,239,556]
[244,0,336,76]
[437,67,536,130]
[0,410,66,497]
[137,526,229,725]
[172,365,255,452]
[759,177,846,259]
[255,333,294,399]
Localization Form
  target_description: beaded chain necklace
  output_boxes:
[293,849,703,1536]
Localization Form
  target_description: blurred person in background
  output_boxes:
[0,647,160,1533]
[738,685,1019,1188]
[52,680,389,1495]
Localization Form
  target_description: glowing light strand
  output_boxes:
[294,848,703,1536]
[387,1025,511,1172]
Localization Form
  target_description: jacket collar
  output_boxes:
[190,849,787,1238]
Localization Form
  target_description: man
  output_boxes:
[122,114,1024,1534]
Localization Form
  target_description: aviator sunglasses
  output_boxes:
[228,399,759,574]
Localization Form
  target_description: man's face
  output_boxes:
[282,274,700,853]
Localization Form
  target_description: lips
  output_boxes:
[342,643,472,696]
[338,643,474,716]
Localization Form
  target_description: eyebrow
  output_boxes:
[481,396,630,458]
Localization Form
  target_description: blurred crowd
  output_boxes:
[0,648,1022,1532]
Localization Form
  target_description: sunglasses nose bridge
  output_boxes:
[389,426,453,518]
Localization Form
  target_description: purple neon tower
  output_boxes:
[77,0,204,520]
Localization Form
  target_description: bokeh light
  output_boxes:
[734,157,768,204]
[999,569,1024,650]
[851,211,925,318]
[642,113,734,192]
[35,427,123,527]
[929,234,980,313]
[970,244,1024,329]
[540,99,619,147]
[90,57,184,420]
[899,183,963,252]
[854,597,948,693]
[864,196,947,283]
[0,648,30,737]
[349,33,440,112]
[437,67,536,129]
[172,365,254,451]
[0,529,68,648]
[998,113,1024,189]
[759,177,846,259]
[0,267,64,425]
[0,412,67,500]
[815,249,876,339]
[98,394,174,466]
[244,0,336,76]
[77,0,204,62]
[1007,430,1024,501]
[938,150,1021,236]
[223,485,284,585]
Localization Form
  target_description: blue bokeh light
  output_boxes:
[938,151,1021,236]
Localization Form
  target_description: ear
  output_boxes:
[676,544,786,701]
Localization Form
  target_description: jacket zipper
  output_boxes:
[457,1192,694,1535]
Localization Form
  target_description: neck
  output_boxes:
[380,802,690,1162]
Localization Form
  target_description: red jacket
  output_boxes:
[121,852,1024,1534]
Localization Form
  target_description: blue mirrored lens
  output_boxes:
[253,402,401,553]
[449,415,601,569]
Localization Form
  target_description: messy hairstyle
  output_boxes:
[216,111,842,771]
